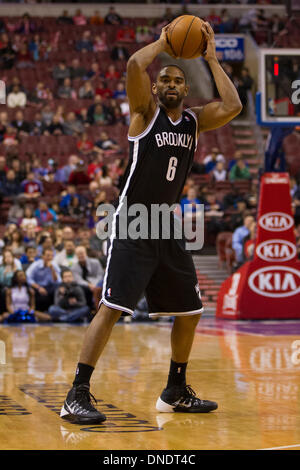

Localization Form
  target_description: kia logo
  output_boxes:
[248,266,300,298]
[256,239,297,262]
[259,212,294,232]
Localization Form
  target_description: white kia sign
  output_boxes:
[248,266,300,298]
[256,239,297,262]
[259,212,294,232]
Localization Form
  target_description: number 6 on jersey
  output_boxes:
[166,157,178,181]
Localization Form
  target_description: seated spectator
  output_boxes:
[95,80,113,99]
[20,246,39,270]
[206,8,222,32]
[30,82,53,102]
[120,97,130,126]
[36,233,56,258]
[90,11,104,25]
[69,58,86,80]
[85,62,102,80]
[57,77,76,99]
[31,112,47,136]
[212,161,227,182]
[136,26,153,44]
[94,165,113,188]
[11,110,31,136]
[78,80,95,99]
[105,64,120,80]
[8,201,24,225]
[48,269,89,323]
[35,201,57,227]
[26,248,61,312]
[16,43,33,68]
[21,172,43,199]
[204,193,223,215]
[72,246,104,308]
[269,14,285,39]
[0,111,8,141]
[0,248,16,312]
[57,10,74,25]
[16,13,36,35]
[68,161,90,185]
[3,126,18,147]
[0,33,16,69]
[243,220,256,261]
[228,150,243,171]
[73,9,87,26]
[29,34,50,61]
[52,61,70,84]
[77,107,90,127]
[180,187,202,216]
[230,199,248,231]
[93,33,108,53]
[76,31,93,53]
[0,169,21,197]
[104,7,122,25]
[46,114,64,135]
[7,85,27,108]
[0,155,8,183]
[56,155,79,184]
[235,67,253,112]
[219,9,235,34]
[63,112,84,136]
[90,104,110,126]
[20,205,38,230]
[229,158,251,181]
[87,153,104,179]
[41,104,55,127]
[116,25,136,43]
[31,157,48,179]
[0,270,50,323]
[204,147,225,173]
[94,131,120,152]
[113,81,127,99]
[54,240,78,269]
[232,215,254,266]
[76,132,94,155]
[110,43,129,61]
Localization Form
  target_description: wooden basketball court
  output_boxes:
[1,318,300,450]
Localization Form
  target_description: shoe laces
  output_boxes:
[75,384,98,410]
[183,385,196,398]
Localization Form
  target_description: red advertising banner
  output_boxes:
[216,173,300,319]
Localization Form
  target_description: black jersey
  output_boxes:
[119,106,198,209]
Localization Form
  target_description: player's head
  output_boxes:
[152,65,188,109]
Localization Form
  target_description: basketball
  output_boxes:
[167,15,207,60]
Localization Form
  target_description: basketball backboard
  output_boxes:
[256,48,300,127]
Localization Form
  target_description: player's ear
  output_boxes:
[184,84,189,97]
[152,83,157,95]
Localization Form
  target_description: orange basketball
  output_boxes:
[167,15,207,60]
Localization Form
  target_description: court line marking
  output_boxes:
[259,443,300,450]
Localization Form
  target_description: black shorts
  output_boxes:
[100,237,203,318]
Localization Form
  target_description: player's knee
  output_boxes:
[176,313,201,327]
[98,304,122,323]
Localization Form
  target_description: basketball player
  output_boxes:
[61,22,242,424]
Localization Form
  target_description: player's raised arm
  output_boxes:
[191,22,242,132]
[126,26,175,118]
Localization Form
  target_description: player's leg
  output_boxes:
[60,303,121,425]
[61,238,157,424]
[171,313,201,363]
[148,239,218,413]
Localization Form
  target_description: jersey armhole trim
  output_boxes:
[185,108,199,151]
[128,106,160,141]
